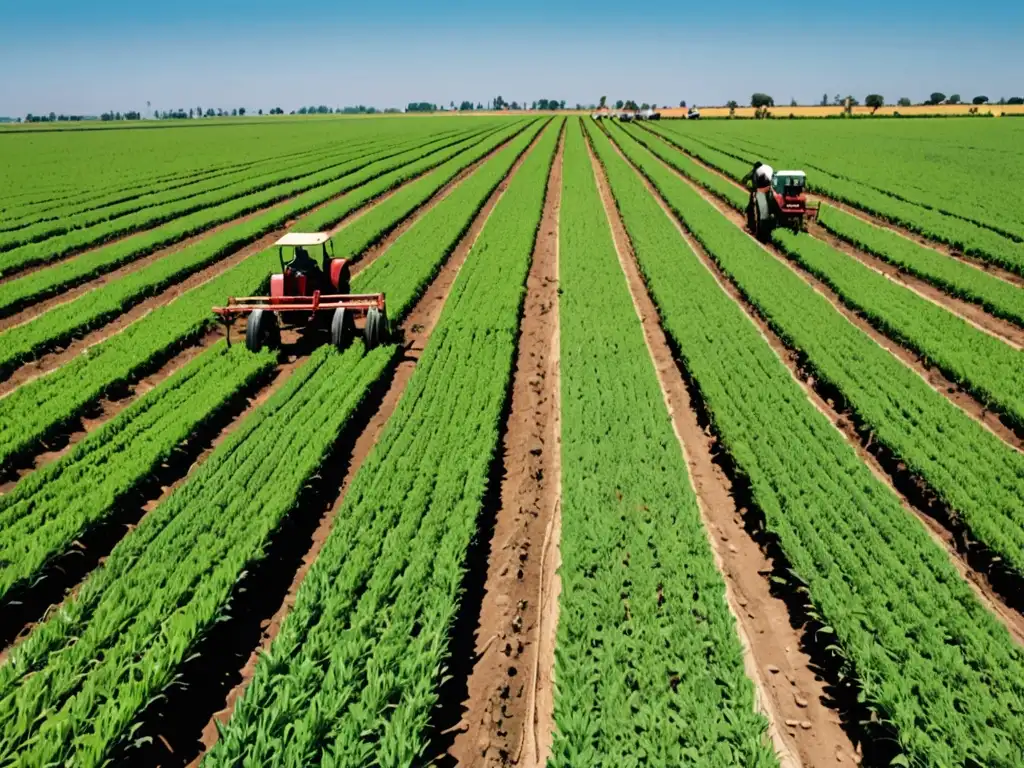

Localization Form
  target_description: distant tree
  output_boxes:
[230,108,237,116]
[559,100,565,109]
[460,100,474,111]
[844,95,859,106]
[205,108,215,117]
[189,108,194,118]
[197,106,202,118]
[599,95,607,108]
[493,95,507,110]
[833,94,842,105]
[726,100,738,109]
[510,101,520,110]
[946,94,961,104]
[820,93,829,106]
[641,102,650,110]
[790,97,798,107]
[406,102,437,112]
[239,107,246,116]
[614,100,624,109]
[49,111,56,121]
[257,108,262,115]
[865,94,884,109]
[897,97,912,107]
[450,101,455,110]
[476,102,483,110]
[531,100,537,110]
[679,100,687,107]
[972,96,989,105]
[751,93,774,107]
[1008,96,1024,105]
[927,92,946,105]
[624,100,639,110]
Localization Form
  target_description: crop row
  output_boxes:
[770,228,1024,430]
[629,123,1024,332]
[817,204,1024,327]
[0,343,275,602]
[204,116,560,768]
[650,123,1024,276]
[0,120,532,468]
[0,139,374,234]
[0,116,541,631]
[1,118,414,226]
[549,118,776,766]
[591,117,1024,766]
[607,119,1024,581]
[0,121,531,380]
[0,117,557,768]
[679,122,1024,243]
[625,127,1024,430]
[0,135,392,253]
[0,124,493,293]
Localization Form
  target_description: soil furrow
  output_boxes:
[606,133,1024,649]
[172,127,548,768]
[448,124,564,768]
[592,126,857,767]
[651,147,1024,453]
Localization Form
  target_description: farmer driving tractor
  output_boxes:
[742,161,774,189]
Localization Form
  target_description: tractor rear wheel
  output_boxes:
[330,308,355,350]
[245,309,280,352]
[753,191,773,243]
[364,307,389,350]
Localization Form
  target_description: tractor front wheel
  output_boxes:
[330,308,355,350]
[364,307,389,350]
[245,309,280,352]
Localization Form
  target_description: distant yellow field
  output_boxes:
[660,104,1024,118]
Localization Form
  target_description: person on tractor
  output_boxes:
[742,161,774,189]
[289,245,318,276]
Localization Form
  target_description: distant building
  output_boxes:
[0,117,16,123]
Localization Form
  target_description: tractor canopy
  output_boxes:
[772,171,806,196]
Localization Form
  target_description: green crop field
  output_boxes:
[0,113,1022,767]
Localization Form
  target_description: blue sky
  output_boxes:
[1,0,1022,116]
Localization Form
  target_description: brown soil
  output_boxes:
[185,126,548,768]
[449,124,564,768]
[609,135,1024,647]
[649,148,1024,454]
[594,128,857,767]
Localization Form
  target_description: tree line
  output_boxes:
[746,92,1023,109]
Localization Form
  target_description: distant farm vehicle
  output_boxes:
[213,232,389,353]
[638,108,661,121]
[686,107,701,119]
[619,112,635,122]
[746,168,818,241]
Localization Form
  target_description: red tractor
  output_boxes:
[213,232,389,353]
[747,168,818,242]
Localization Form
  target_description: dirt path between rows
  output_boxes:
[606,133,1024,650]
[181,127,550,768]
[644,145,1024,453]
[592,127,859,766]
[449,125,564,768]
[643,127,1024,290]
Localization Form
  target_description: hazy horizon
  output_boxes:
[3,0,1022,117]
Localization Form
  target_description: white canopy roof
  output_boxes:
[275,232,330,247]
[775,170,806,177]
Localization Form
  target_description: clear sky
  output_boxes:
[1,0,1022,116]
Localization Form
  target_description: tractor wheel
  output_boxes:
[245,309,279,352]
[746,196,757,234]
[363,307,389,350]
[790,216,803,235]
[330,308,355,350]
[753,191,773,243]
